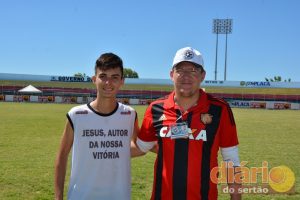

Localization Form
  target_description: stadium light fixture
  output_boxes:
[213,19,233,81]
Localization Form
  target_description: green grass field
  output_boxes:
[0,102,299,200]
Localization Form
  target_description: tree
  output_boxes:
[123,68,139,78]
[274,76,281,82]
[74,73,86,78]
[265,76,291,82]
[74,68,139,79]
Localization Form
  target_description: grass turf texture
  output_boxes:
[0,102,299,200]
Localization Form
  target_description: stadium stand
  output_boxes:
[1,85,299,102]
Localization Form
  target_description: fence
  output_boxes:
[1,85,300,109]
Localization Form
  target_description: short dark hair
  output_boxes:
[95,53,123,77]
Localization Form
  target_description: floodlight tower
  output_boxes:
[213,19,233,81]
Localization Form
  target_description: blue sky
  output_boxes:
[0,0,299,81]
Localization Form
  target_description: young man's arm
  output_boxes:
[130,117,146,157]
[54,120,74,200]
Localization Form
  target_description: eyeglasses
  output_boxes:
[174,68,200,76]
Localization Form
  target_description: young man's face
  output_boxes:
[170,61,205,98]
[92,67,124,99]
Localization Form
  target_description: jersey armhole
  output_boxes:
[66,113,74,130]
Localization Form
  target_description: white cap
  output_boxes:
[172,47,204,69]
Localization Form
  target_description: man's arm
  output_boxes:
[130,117,158,157]
[54,120,74,200]
[221,146,242,200]
[228,181,242,200]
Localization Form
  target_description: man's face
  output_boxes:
[170,62,205,98]
[92,67,124,99]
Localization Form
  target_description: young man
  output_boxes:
[135,47,241,200]
[54,53,138,200]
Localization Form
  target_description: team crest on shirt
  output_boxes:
[75,110,88,114]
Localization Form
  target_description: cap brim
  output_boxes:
[173,61,204,70]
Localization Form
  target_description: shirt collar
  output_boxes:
[164,89,208,112]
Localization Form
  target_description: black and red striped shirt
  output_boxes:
[138,89,239,200]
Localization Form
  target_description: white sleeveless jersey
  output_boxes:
[66,102,136,200]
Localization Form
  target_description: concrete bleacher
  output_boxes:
[1,73,299,109]
[211,93,300,103]
[1,85,300,103]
